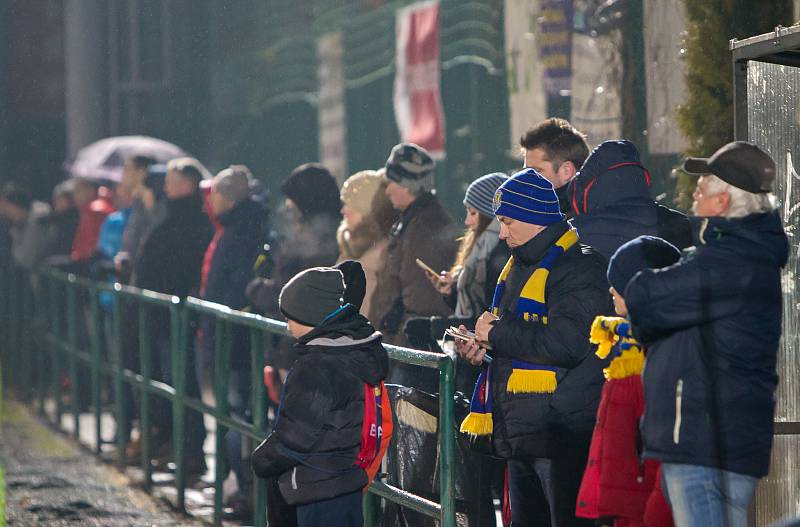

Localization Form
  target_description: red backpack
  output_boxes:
[355,381,393,486]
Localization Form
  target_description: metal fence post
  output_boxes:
[438,355,456,527]
[7,266,17,395]
[20,272,33,402]
[0,263,8,396]
[363,487,380,526]
[88,291,103,455]
[66,278,80,440]
[111,293,128,468]
[38,276,49,416]
[49,278,63,426]
[139,304,153,488]
[171,303,188,511]
[250,328,267,527]
[213,317,231,526]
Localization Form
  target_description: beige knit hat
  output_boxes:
[340,170,385,216]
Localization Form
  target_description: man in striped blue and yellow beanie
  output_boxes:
[455,168,613,526]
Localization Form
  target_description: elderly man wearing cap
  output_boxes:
[203,165,269,519]
[370,143,458,348]
[456,168,612,526]
[205,165,265,311]
[623,142,788,527]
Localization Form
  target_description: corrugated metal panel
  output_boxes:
[746,59,800,525]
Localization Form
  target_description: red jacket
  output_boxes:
[576,319,674,527]
[71,193,115,261]
[644,466,673,527]
[199,182,222,296]
[577,374,660,524]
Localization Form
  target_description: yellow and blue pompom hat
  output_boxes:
[493,168,564,225]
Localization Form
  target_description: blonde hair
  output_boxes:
[450,213,493,275]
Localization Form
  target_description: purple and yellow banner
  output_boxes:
[538,0,573,96]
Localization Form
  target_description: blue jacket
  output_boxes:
[204,197,267,310]
[97,208,132,261]
[625,211,788,478]
[569,140,692,259]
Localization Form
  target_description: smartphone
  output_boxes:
[445,326,493,353]
[415,258,440,277]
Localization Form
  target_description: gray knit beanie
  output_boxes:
[279,267,345,327]
[464,172,508,218]
[213,165,252,204]
[384,143,435,194]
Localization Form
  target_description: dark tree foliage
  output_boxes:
[675,0,794,207]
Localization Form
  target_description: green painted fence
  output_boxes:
[1,265,456,527]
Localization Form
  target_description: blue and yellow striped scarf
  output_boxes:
[460,228,579,437]
[590,316,644,380]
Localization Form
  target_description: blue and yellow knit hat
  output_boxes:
[493,168,564,225]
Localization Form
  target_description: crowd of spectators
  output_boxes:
[0,118,787,527]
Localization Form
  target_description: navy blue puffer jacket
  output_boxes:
[568,140,692,259]
[625,211,788,478]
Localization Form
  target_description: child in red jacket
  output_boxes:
[577,236,679,527]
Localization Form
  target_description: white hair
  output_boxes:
[703,175,776,218]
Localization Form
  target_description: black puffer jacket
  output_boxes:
[626,211,788,478]
[487,222,613,459]
[251,305,389,504]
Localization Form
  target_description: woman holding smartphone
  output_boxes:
[428,172,509,324]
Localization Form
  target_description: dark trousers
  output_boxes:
[550,428,594,527]
[223,366,252,494]
[153,334,206,458]
[296,491,363,527]
[508,457,553,526]
[507,429,594,527]
[116,307,139,443]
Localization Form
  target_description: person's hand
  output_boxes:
[114,252,131,274]
[428,271,454,295]
[455,333,487,366]
[475,311,497,344]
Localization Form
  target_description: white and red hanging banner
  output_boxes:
[393,0,446,159]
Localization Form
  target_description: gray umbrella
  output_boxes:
[66,135,189,183]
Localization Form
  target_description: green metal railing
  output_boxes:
[2,266,456,527]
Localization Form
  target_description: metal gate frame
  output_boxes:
[730,24,800,525]
[732,25,800,142]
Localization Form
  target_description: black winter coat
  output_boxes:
[251,305,389,505]
[39,208,80,258]
[134,193,213,298]
[246,213,340,318]
[134,194,213,338]
[626,211,788,478]
[487,222,613,459]
[245,212,340,371]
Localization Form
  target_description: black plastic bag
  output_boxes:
[382,385,500,527]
